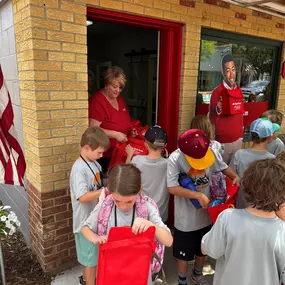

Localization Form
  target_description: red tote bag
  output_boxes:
[97,226,156,285]
[207,177,239,224]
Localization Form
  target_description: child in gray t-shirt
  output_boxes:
[261,109,284,156]
[81,164,173,285]
[70,126,109,285]
[230,118,276,208]
[202,158,285,285]
[126,126,169,222]
[168,129,239,285]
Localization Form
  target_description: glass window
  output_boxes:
[198,40,274,105]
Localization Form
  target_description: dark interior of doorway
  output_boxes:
[87,20,159,126]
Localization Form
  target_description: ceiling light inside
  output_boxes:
[86,20,93,26]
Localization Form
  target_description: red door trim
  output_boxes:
[87,7,183,153]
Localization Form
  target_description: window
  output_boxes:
[196,29,282,132]
[198,40,275,104]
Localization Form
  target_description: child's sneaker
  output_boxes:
[190,274,209,285]
[78,276,86,285]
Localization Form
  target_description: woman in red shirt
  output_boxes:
[89,66,131,172]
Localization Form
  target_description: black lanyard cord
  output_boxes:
[114,205,136,227]
[80,155,103,188]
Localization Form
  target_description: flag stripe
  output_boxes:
[0,66,26,187]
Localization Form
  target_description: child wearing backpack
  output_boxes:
[190,115,239,200]
[126,125,169,222]
[202,158,285,285]
[260,109,284,155]
[168,129,239,285]
[70,126,110,285]
[81,164,173,285]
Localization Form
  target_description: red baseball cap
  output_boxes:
[178,129,215,170]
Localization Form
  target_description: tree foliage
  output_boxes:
[200,40,216,62]
[232,45,273,79]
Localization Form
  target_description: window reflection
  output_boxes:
[198,40,273,104]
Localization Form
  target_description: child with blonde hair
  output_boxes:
[260,109,284,155]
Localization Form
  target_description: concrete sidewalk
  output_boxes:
[51,247,215,285]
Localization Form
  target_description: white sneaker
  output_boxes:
[190,274,209,285]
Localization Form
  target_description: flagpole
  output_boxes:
[0,240,6,285]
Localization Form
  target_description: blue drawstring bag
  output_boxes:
[178,173,201,209]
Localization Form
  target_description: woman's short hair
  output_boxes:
[242,158,285,212]
[104,66,127,89]
[108,164,141,196]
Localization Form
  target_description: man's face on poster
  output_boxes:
[223,61,236,88]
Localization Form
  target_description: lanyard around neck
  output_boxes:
[114,205,136,227]
[80,155,103,188]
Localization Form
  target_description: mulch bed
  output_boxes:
[1,231,52,285]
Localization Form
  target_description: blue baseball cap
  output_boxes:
[250,118,280,138]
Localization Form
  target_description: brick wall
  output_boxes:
[13,0,87,272]
[11,0,285,272]
[27,181,75,271]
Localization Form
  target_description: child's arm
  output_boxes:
[125,145,135,164]
[81,226,107,244]
[79,189,102,203]
[222,167,240,186]
[80,201,108,244]
[167,152,210,208]
[132,218,173,247]
[168,186,210,208]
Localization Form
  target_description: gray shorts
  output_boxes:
[222,138,242,164]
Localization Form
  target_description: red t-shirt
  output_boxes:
[89,91,131,157]
[209,83,244,143]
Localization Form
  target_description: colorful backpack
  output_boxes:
[210,141,227,200]
[97,193,165,278]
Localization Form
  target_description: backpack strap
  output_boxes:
[135,193,148,219]
[97,193,148,236]
[97,194,114,236]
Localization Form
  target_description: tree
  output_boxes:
[200,40,216,62]
[232,45,273,80]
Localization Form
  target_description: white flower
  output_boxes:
[5,221,12,229]
[15,220,21,227]
[9,228,15,235]
[0,216,7,222]
[10,215,17,223]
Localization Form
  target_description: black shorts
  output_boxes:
[173,225,211,261]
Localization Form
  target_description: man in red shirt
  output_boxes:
[209,54,244,164]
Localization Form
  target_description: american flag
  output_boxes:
[0,65,26,187]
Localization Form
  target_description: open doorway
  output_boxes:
[87,21,159,126]
[86,8,183,153]
[87,8,183,227]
